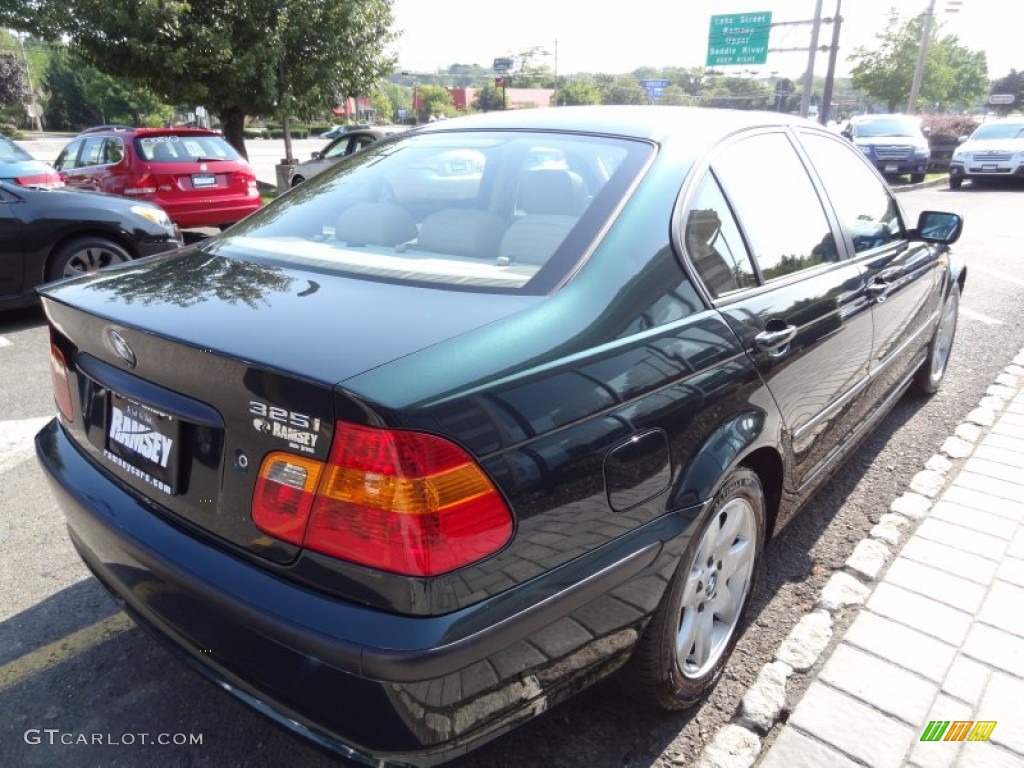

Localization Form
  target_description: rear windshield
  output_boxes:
[206,130,652,294]
[134,134,241,163]
[0,137,33,163]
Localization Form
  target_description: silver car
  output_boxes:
[949,118,1024,189]
[289,127,406,187]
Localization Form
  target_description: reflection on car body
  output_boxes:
[36,106,964,766]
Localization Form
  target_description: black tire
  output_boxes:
[291,175,305,188]
[911,173,925,184]
[949,176,963,190]
[46,236,132,282]
[621,467,765,710]
[914,283,960,395]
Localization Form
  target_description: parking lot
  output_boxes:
[2,183,1023,767]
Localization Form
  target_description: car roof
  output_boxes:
[415,105,814,144]
[77,125,220,137]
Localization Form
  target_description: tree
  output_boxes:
[596,74,646,105]
[474,82,505,112]
[38,0,396,158]
[0,53,28,108]
[558,79,601,106]
[849,12,988,112]
[989,70,1024,115]
[43,50,170,130]
[416,84,454,120]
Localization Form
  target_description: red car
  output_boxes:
[54,126,261,229]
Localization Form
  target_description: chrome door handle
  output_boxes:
[753,325,797,352]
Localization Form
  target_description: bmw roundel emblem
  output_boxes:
[108,329,136,368]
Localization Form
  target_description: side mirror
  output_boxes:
[911,211,963,244]
[310,151,322,160]
[840,128,852,140]
[957,135,969,144]
[922,126,932,136]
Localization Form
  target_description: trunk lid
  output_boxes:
[40,248,538,562]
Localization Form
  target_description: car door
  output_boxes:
[683,129,874,496]
[53,138,85,184]
[0,186,25,298]
[797,129,945,409]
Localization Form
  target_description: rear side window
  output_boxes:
[713,132,838,281]
[799,132,903,253]
[134,135,241,163]
[683,172,758,298]
[79,137,106,167]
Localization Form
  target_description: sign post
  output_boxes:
[706,12,772,67]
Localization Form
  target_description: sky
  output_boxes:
[389,0,1017,81]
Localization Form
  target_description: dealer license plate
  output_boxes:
[105,393,180,494]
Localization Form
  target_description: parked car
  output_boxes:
[290,126,405,187]
[949,117,1024,189]
[842,114,931,183]
[53,126,261,229]
[0,181,181,310]
[36,106,964,766]
[320,123,370,140]
[0,135,64,189]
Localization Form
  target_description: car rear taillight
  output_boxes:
[15,173,65,189]
[252,423,513,576]
[124,173,157,195]
[253,453,323,545]
[49,339,74,421]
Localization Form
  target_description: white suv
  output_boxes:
[949,118,1024,189]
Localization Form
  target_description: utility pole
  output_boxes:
[907,0,936,113]
[17,34,43,134]
[799,0,825,118]
[819,0,843,125]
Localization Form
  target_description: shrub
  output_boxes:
[0,122,23,139]
[922,114,980,142]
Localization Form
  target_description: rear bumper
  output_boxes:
[156,195,261,228]
[36,418,672,765]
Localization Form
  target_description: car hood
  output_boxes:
[37,247,542,385]
[959,138,1024,153]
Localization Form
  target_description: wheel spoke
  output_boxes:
[720,537,753,580]
[691,606,715,670]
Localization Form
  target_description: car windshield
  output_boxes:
[971,122,1024,141]
[855,118,921,138]
[134,134,241,162]
[0,137,34,163]
[205,130,652,294]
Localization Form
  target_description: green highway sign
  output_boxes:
[707,12,772,67]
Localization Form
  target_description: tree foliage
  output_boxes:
[473,82,505,112]
[0,53,28,107]
[42,50,170,130]
[849,12,988,112]
[415,84,454,120]
[32,0,396,157]
[989,70,1024,116]
[558,79,601,106]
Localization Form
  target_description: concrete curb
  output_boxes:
[692,355,1024,766]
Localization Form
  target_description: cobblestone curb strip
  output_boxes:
[693,348,1024,768]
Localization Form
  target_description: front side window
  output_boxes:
[800,132,903,253]
[205,131,652,293]
[55,139,83,171]
[713,132,837,281]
